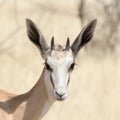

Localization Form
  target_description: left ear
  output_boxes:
[26,19,49,59]
[71,19,97,56]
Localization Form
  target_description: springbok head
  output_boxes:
[26,19,97,101]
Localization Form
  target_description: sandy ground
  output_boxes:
[0,0,120,120]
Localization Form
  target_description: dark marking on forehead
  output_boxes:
[55,45,64,51]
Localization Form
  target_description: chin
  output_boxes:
[56,97,66,101]
[54,95,68,101]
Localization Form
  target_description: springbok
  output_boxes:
[0,19,97,120]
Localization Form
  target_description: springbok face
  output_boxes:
[45,46,74,100]
[26,19,97,100]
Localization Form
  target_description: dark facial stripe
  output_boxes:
[50,73,55,88]
[67,76,70,86]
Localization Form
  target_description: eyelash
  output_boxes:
[69,63,76,71]
[45,62,53,72]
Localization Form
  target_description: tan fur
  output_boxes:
[44,45,65,59]
[50,45,73,60]
[53,51,67,59]
[0,68,54,120]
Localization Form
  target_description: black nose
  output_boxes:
[55,91,65,98]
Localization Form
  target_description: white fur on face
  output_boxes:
[45,50,74,100]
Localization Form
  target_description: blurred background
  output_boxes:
[0,0,120,120]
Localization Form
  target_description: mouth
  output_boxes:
[54,94,66,101]
[56,94,66,101]
[54,91,68,101]
[53,88,69,101]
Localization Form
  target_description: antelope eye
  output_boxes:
[69,63,75,71]
[45,63,53,71]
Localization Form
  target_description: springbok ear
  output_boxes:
[71,19,97,56]
[26,19,49,58]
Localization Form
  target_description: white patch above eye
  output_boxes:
[47,51,74,69]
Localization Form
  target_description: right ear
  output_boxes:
[26,19,49,58]
[71,19,97,56]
